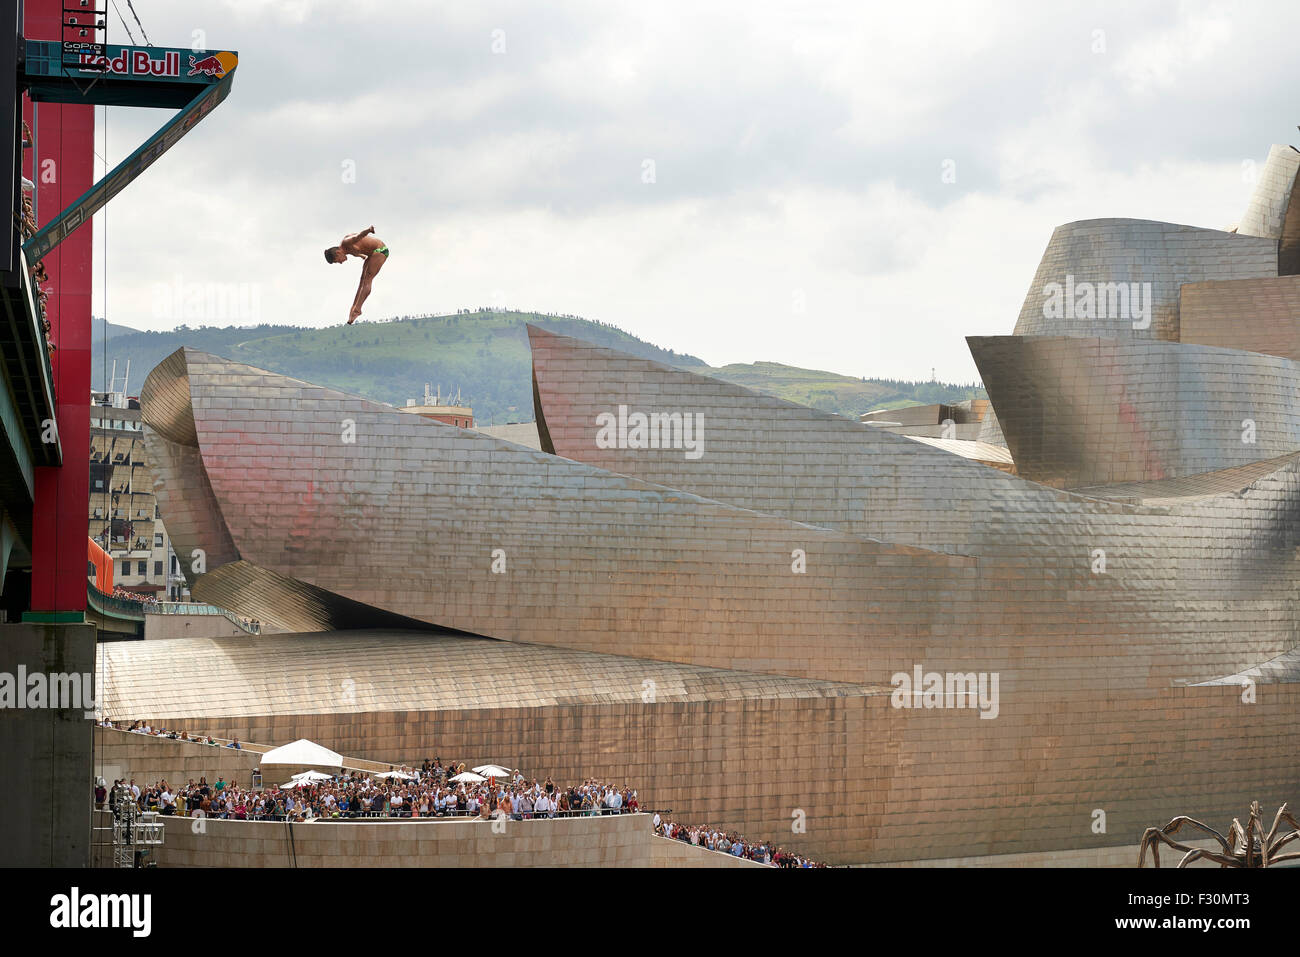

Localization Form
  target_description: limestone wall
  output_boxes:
[650,836,767,868]
[137,811,700,868]
[94,726,261,791]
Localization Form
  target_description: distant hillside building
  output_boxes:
[89,390,190,601]
[859,399,1012,473]
[859,399,991,439]
[398,384,473,428]
[475,421,542,449]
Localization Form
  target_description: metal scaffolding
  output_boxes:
[97,792,164,868]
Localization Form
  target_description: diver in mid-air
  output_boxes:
[323,225,389,324]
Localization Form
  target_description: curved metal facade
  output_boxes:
[1180,274,1300,359]
[1007,218,1276,342]
[133,142,1300,864]
[1237,143,1300,242]
[142,341,1300,696]
[968,334,1300,487]
[135,339,1300,864]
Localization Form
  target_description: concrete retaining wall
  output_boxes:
[93,726,261,791]
[0,622,96,866]
[650,836,768,868]
[112,811,727,868]
[144,614,251,640]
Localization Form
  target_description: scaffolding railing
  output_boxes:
[92,793,164,868]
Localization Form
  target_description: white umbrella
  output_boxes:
[450,771,486,784]
[473,764,511,779]
[292,770,333,782]
[374,770,413,780]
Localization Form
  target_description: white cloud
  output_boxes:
[83,0,1300,383]
[1113,3,1234,95]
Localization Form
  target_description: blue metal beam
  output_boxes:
[24,41,235,108]
[22,44,237,262]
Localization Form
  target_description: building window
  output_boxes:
[154,561,163,577]
[137,561,146,576]
[155,533,163,547]
[119,561,130,578]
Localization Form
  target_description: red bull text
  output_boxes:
[72,49,235,80]
[76,49,183,77]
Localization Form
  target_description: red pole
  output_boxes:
[24,0,94,617]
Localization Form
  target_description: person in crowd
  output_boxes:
[97,730,835,865]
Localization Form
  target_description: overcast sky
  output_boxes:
[83,0,1300,381]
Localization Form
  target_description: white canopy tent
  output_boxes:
[259,739,344,776]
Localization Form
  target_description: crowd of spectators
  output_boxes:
[99,722,831,867]
[652,815,828,868]
[100,766,639,826]
[112,720,229,744]
[111,587,159,604]
[17,121,55,355]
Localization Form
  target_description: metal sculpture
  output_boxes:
[1139,801,1300,867]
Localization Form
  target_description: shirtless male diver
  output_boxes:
[324,226,389,323]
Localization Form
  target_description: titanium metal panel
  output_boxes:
[967,335,1300,488]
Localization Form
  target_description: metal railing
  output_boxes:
[188,807,645,822]
[145,601,261,633]
[87,592,263,634]
[145,601,220,616]
[87,581,147,619]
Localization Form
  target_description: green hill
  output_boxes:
[92,309,985,425]
[705,362,986,418]
[92,317,139,342]
[91,310,706,426]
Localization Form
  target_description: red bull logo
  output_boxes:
[78,49,183,77]
[188,52,238,78]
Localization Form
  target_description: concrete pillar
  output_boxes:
[0,621,96,866]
